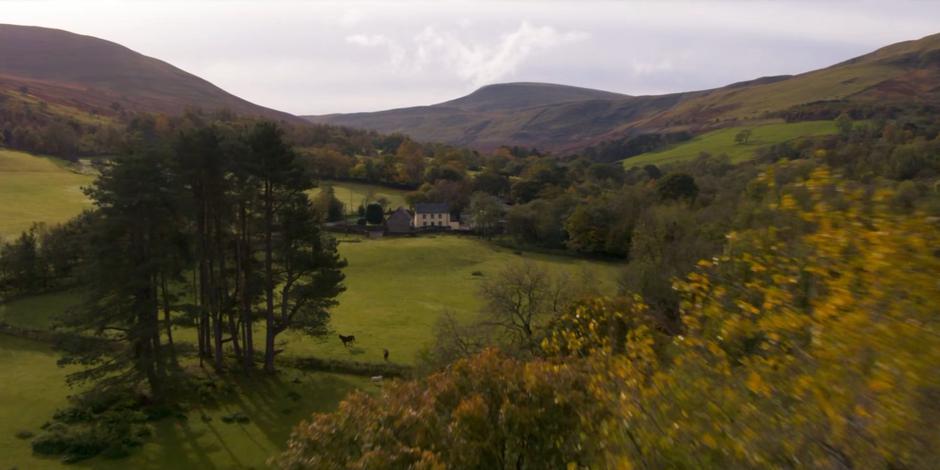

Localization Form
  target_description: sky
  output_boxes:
[3,0,940,115]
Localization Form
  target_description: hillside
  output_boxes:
[308,83,702,152]
[0,24,299,122]
[307,33,940,153]
[622,120,837,169]
[0,148,93,241]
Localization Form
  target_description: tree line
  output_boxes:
[2,121,347,400]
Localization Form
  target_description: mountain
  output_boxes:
[0,24,299,122]
[307,33,940,153]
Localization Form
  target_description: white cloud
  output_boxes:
[339,7,363,27]
[631,58,674,76]
[345,34,387,47]
[345,33,407,68]
[346,21,588,86]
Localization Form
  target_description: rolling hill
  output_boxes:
[0,24,300,122]
[307,33,940,153]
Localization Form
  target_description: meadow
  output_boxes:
[310,180,409,212]
[1,236,623,365]
[0,149,94,241]
[0,235,622,468]
[622,120,837,168]
[0,334,369,470]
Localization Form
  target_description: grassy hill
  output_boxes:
[623,120,837,168]
[0,24,300,122]
[308,33,940,154]
[0,149,94,241]
[311,180,409,212]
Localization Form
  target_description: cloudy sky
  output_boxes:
[3,1,940,114]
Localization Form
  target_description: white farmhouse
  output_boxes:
[413,202,458,229]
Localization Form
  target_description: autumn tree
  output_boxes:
[478,262,592,353]
[466,192,504,239]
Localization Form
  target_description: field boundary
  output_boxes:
[0,321,413,378]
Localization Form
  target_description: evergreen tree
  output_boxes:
[61,149,186,397]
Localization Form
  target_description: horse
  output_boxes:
[338,334,356,348]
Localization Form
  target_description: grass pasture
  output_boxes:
[0,236,622,366]
[623,120,837,168]
[0,334,368,470]
[0,148,94,241]
[311,180,409,212]
[0,235,621,468]
[281,235,622,365]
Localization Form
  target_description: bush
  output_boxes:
[33,392,154,462]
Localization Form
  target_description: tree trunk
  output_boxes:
[263,180,277,372]
[198,200,210,363]
[238,204,255,370]
[161,275,174,351]
[212,215,224,370]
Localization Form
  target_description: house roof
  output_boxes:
[414,202,449,214]
[387,207,412,220]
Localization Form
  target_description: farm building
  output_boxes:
[385,207,413,234]
[413,203,459,230]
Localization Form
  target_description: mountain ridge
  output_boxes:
[306,33,940,152]
[0,23,301,123]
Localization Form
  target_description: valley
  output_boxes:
[1,10,939,469]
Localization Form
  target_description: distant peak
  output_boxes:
[439,82,629,112]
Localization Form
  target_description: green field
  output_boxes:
[0,334,368,469]
[623,120,837,168]
[0,149,95,241]
[1,236,622,365]
[0,235,621,468]
[311,180,409,212]
[281,235,622,364]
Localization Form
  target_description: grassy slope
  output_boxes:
[0,149,94,241]
[310,180,409,211]
[0,334,368,470]
[623,120,837,168]
[0,24,300,122]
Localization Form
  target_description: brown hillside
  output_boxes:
[307,33,940,152]
[0,24,300,122]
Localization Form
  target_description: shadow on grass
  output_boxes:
[68,366,359,469]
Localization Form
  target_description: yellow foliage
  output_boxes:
[557,164,940,468]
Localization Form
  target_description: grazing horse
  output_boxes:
[383,348,389,361]
[339,334,356,348]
